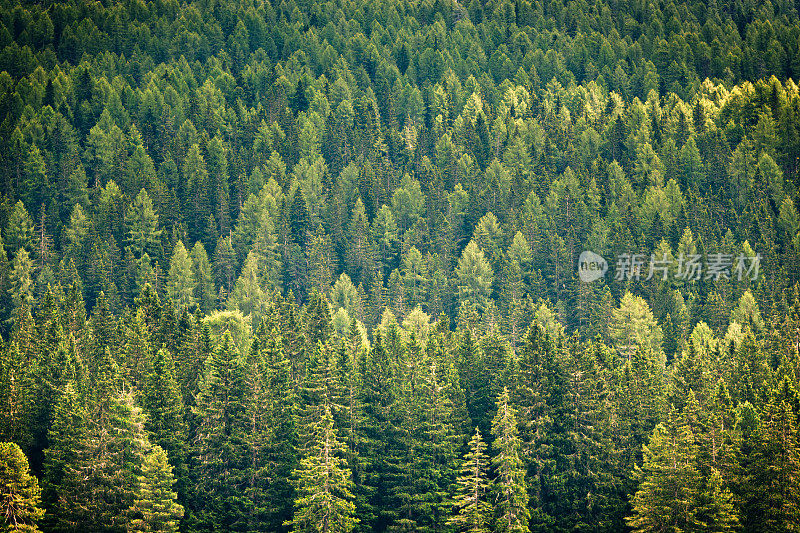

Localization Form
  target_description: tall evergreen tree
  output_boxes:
[166,240,197,310]
[288,405,358,533]
[128,446,184,533]
[449,427,491,533]
[491,387,529,533]
[189,331,252,532]
[0,441,44,532]
[626,405,705,533]
[126,188,163,261]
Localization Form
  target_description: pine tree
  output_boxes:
[742,390,800,532]
[695,467,739,532]
[626,406,704,533]
[190,331,252,531]
[288,405,358,533]
[140,348,187,503]
[126,188,163,260]
[52,388,151,532]
[390,351,461,532]
[458,330,493,437]
[41,381,85,527]
[261,328,299,532]
[4,201,35,254]
[128,446,184,533]
[8,248,34,311]
[227,249,268,328]
[0,342,27,446]
[0,441,44,532]
[456,241,493,311]
[213,235,237,295]
[491,387,529,533]
[190,241,216,314]
[166,240,196,310]
[449,427,491,533]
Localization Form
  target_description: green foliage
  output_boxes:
[449,428,491,533]
[0,441,44,532]
[491,388,529,533]
[288,406,357,533]
[125,189,163,261]
[0,0,799,530]
[166,241,196,310]
[128,446,184,533]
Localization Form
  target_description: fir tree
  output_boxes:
[166,240,196,310]
[449,427,491,533]
[140,348,187,503]
[128,446,184,533]
[626,406,704,533]
[8,248,34,312]
[456,241,493,311]
[0,441,44,532]
[190,241,216,314]
[41,381,85,527]
[189,331,252,532]
[126,188,163,260]
[491,387,529,533]
[288,405,358,533]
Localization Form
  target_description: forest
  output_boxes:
[0,0,800,530]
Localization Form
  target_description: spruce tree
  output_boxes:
[140,348,187,503]
[288,405,358,533]
[626,406,704,533]
[126,188,163,260]
[0,342,27,446]
[41,381,85,529]
[166,240,197,310]
[190,241,216,314]
[456,240,494,311]
[742,391,800,532]
[51,388,151,532]
[449,427,491,533]
[128,446,184,533]
[0,441,44,532]
[491,387,529,533]
[262,328,299,532]
[189,331,252,531]
[8,248,34,311]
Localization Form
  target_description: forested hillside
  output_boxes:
[1,0,800,530]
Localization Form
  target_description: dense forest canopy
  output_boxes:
[1,0,800,530]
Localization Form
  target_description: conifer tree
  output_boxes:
[262,327,299,532]
[8,248,34,311]
[212,235,237,295]
[0,342,27,446]
[449,427,491,533]
[141,348,187,502]
[742,390,800,532]
[126,188,163,260]
[0,441,44,532]
[128,446,184,533]
[190,241,216,314]
[456,240,493,311]
[166,240,196,310]
[288,405,358,533]
[5,201,35,254]
[491,387,529,533]
[52,388,151,532]
[190,331,252,531]
[626,406,704,533]
[41,381,85,526]
[695,467,739,533]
